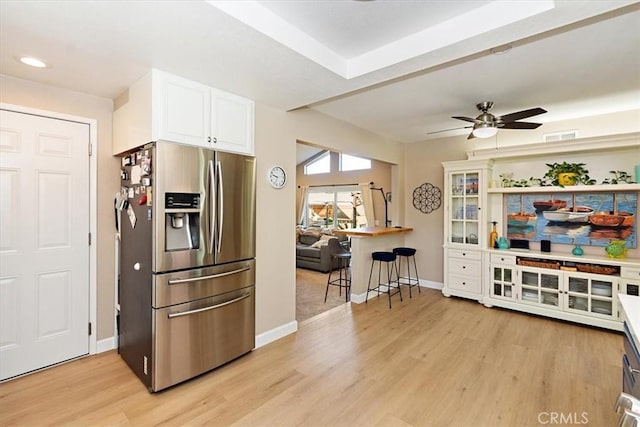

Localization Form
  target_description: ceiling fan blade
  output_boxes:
[452,116,479,124]
[467,131,476,140]
[427,125,472,135]
[500,121,542,130]
[497,107,547,123]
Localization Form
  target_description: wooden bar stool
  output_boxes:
[366,251,402,308]
[393,247,420,298]
[325,238,351,302]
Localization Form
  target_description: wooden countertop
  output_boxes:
[333,226,413,237]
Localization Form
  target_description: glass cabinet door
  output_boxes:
[519,267,561,309]
[491,265,516,300]
[565,272,616,318]
[448,171,479,246]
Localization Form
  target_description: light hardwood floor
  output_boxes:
[296,267,347,322]
[0,289,623,426]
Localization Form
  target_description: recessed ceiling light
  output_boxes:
[490,44,513,55]
[18,56,49,68]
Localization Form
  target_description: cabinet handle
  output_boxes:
[462,266,466,269]
[207,136,211,143]
[462,282,466,285]
[213,137,217,144]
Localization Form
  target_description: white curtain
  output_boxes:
[359,183,375,228]
[297,186,309,225]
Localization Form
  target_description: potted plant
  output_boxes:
[543,162,595,187]
[601,170,634,184]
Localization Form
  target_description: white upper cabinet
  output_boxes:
[113,69,255,155]
[210,88,255,155]
[154,72,211,148]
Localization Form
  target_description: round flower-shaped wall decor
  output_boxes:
[413,183,441,214]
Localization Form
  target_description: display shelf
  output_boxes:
[488,249,639,270]
[488,183,640,194]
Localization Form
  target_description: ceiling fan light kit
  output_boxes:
[472,123,498,138]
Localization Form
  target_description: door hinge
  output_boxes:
[88,322,92,336]
[88,143,92,156]
[88,232,92,245]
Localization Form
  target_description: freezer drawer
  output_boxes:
[152,285,255,391]
[153,260,255,308]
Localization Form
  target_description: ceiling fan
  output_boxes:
[431,101,547,139]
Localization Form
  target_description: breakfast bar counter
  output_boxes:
[333,227,413,302]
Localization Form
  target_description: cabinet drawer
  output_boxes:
[622,266,640,280]
[448,274,481,293]
[449,258,481,276]
[624,323,640,375]
[491,254,516,265]
[448,249,481,261]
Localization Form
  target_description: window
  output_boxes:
[304,185,368,229]
[304,152,330,175]
[340,154,371,172]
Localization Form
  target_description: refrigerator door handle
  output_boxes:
[207,159,215,253]
[216,160,224,254]
[167,292,251,318]
[167,266,252,284]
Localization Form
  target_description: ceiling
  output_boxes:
[1,0,639,144]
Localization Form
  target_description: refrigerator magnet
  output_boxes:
[126,204,137,229]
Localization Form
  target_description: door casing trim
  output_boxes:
[1,102,98,355]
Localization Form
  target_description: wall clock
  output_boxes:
[413,182,441,213]
[267,166,287,189]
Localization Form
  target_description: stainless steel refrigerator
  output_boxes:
[118,141,256,392]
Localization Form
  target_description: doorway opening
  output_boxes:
[295,141,392,322]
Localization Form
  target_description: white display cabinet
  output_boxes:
[442,159,493,301]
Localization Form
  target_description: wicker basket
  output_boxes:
[575,263,619,275]
[517,258,560,270]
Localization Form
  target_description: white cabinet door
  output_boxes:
[491,264,517,301]
[564,272,617,320]
[518,266,562,310]
[211,88,254,155]
[154,71,211,148]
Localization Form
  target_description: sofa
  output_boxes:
[296,228,348,273]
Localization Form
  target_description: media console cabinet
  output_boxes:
[442,133,640,331]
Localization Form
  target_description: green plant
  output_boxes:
[543,162,595,186]
[511,178,530,187]
[601,170,633,184]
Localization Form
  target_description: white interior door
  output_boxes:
[0,109,90,380]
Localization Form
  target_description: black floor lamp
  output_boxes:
[369,182,391,227]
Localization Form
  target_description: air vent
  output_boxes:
[543,130,578,142]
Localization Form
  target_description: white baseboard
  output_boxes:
[94,284,443,355]
[255,320,298,349]
[351,280,443,304]
[95,321,299,355]
[96,336,117,354]
[420,279,443,290]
